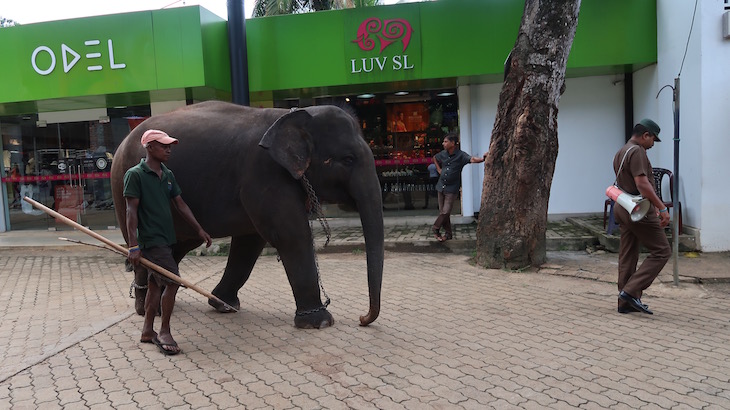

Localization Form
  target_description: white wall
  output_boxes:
[465,82,499,217]
[460,0,730,252]
[654,0,701,234]
[457,85,475,216]
[697,0,730,250]
[651,0,730,251]
[550,76,625,214]
[464,75,624,216]
[0,183,7,232]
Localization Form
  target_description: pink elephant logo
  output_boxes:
[352,17,412,54]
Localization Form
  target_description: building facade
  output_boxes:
[1,0,728,251]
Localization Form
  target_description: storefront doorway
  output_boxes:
[279,89,460,218]
[1,107,149,230]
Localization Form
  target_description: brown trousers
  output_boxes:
[433,192,457,234]
[614,205,671,301]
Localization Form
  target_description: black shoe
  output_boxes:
[619,291,653,315]
[618,305,639,314]
[617,298,648,314]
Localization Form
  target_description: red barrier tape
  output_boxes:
[374,157,432,166]
[3,160,430,182]
[1,172,110,183]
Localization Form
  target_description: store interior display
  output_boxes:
[1,106,149,230]
[351,91,459,211]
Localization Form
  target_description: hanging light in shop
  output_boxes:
[357,93,375,99]
[394,91,409,96]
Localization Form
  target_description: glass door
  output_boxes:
[2,112,140,231]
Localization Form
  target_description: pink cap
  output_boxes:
[141,129,178,147]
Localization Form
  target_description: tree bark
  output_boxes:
[475,0,581,270]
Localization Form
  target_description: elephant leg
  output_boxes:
[209,234,267,313]
[172,239,203,264]
[273,234,334,329]
[132,263,148,316]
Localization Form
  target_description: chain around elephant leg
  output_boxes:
[294,307,334,329]
[302,176,331,307]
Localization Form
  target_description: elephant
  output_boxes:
[110,101,384,329]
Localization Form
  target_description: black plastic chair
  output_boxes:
[603,167,682,235]
[653,167,682,234]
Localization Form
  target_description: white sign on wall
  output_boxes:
[31,39,126,76]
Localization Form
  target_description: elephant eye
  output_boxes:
[342,155,355,166]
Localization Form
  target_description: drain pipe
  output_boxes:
[227,0,250,106]
[623,73,633,142]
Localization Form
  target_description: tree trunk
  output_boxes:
[475,0,581,270]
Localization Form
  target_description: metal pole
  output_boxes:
[227,0,250,106]
[672,77,680,286]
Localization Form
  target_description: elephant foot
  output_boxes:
[208,297,240,313]
[134,289,146,316]
[294,308,334,329]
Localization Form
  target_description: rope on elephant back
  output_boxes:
[300,175,331,313]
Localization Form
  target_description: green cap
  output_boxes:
[638,118,661,142]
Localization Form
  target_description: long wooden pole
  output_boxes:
[23,196,238,312]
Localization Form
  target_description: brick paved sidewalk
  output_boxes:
[1,249,729,408]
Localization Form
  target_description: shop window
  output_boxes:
[271,90,459,215]
[1,105,151,230]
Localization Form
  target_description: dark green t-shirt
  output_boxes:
[123,159,182,248]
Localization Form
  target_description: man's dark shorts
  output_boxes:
[141,246,180,286]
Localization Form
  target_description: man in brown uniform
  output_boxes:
[613,119,671,315]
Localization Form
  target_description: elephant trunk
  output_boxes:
[354,175,384,326]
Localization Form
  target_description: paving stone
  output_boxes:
[81,389,109,406]
[32,386,57,404]
[2,249,730,408]
[56,386,84,405]
[131,391,160,408]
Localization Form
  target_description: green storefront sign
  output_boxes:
[0,7,230,113]
[0,0,656,113]
[11,13,159,98]
[245,0,656,96]
[345,6,422,83]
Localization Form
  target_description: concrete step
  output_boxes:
[566,216,699,253]
[193,218,603,256]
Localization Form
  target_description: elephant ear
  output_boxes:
[259,109,314,180]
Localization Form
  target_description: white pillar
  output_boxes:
[0,184,7,232]
[457,85,474,217]
[151,100,187,116]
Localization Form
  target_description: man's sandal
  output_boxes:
[152,338,181,355]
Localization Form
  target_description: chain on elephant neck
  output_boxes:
[301,175,331,246]
[300,175,331,310]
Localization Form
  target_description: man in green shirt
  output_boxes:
[124,129,211,355]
